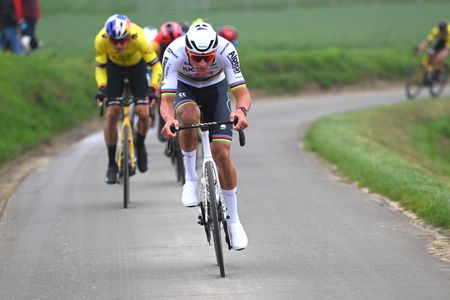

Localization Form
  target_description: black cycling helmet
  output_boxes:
[179,21,190,34]
[438,21,448,33]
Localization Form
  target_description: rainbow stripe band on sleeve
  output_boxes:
[212,134,232,143]
[229,81,246,91]
[147,57,159,66]
[161,89,177,96]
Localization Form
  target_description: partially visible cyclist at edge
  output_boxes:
[160,22,251,250]
[150,21,186,142]
[217,25,238,47]
[94,14,162,184]
[414,20,450,81]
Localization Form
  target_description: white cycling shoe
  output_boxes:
[181,181,200,207]
[228,221,248,250]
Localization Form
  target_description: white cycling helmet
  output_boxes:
[185,22,218,54]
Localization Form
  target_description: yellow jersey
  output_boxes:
[426,24,450,48]
[94,23,162,89]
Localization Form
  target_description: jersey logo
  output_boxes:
[227,51,241,74]
[162,56,169,78]
[131,33,138,39]
[166,48,178,58]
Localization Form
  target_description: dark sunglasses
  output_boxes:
[188,51,216,63]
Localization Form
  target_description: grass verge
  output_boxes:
[241,48,414,94]
[304,98,450,231]
[0,52,96,165]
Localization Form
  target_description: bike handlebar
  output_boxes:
[169,116,246,147]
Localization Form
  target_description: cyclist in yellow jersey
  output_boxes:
[414,21,450,72]
[94,14,162,184]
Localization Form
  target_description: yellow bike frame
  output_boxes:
[116,95,136,177]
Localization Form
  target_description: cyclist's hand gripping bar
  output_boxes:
[169,116,246,147]
[233,116,246,147]
[99,100,105,117]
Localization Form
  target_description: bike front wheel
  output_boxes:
[429,64,449,98]
[405,64,426,100]
[205,161,225,277]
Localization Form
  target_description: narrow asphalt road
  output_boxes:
[0,88,449,299]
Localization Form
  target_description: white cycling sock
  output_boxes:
[223,187,239,223]
[182,149,198,182]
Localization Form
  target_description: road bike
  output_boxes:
[170,117,245,277]
[405,50,449,100]
[100,79,136,208]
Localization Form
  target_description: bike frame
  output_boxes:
[199,128,227,239]
[117,102,136,176]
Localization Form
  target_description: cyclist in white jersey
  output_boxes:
[160,22,251,250]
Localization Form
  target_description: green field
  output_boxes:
[38,2,450,53]
[31,1,450,92]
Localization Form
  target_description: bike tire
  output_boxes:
[176,152,185,184]
[123,126,130,209]
[429,64,449,98]
[205,161,225,277]
[405,65,425,100]
[173,135,185,184]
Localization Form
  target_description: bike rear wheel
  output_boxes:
[122,126,130,208]
[405,65,426,100]
[429,64,449,98]
[205,161,225,277]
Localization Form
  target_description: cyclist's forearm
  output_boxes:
[160,95,175,122]
[232,86,252,113]
[418,40,429,52]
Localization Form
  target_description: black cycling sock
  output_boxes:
[136,133,146,149]
[107,145,117,166]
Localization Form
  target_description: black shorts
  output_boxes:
[174,80,232,143]
[106,59,148,106]
[433,38,446,52]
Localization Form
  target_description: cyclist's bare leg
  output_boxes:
[177,103,200,152]
[211,142,236,190]
[104,105,121,183]
[434,49,449,69]
[134,103,150,172]
[212,141,247,249]
[135,103,150,135]
[104,105,120,145]
[177,103,201,206]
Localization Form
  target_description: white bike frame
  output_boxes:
[199,129,227,226]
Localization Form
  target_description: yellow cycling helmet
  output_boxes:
[192,18,208,25]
